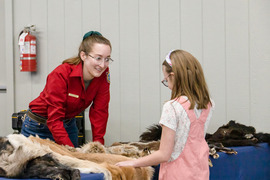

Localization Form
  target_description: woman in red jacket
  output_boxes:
[21,31,112,147]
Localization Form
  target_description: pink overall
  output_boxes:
[159,98,211,180]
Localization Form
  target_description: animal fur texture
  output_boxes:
[139,124,162,143]
[29,136,154,180]
[63,140,158,159]
[20,154,81,180]
[109,141,160,157]
[205,120,270,147]
[138,121,270,160]
[0,134,111,179]
[0,134,154,180]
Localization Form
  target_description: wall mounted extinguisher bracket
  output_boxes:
[18,25,37,72]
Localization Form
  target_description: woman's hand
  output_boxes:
[115,160,135,167]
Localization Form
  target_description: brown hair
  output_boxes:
[162,50,211,109]
[62,35,112,65]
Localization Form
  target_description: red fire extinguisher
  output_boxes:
[18,25,37,72]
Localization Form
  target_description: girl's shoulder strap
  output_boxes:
[175,96,190,111]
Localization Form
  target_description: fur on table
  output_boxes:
[0,134,154,180]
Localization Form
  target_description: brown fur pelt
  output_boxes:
[139,124,162,143]
[66,140,159,159]
[109,141,160,157]
[106,143,147,158]
[206,120,259,147]
[29,136,154,180]
[254,133,270,145]
[208,143,238,159]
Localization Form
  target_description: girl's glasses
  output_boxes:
[161,74,171,87]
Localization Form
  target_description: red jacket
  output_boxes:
[29,62,110,147]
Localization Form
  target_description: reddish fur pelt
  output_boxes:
[29,136,154,180]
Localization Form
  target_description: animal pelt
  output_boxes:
[0,134,154,180]
[0,151,80,180]
[139,124,162,142]
[208,143,237,159]
[109,141,160,157]
[0,134,112,180]
[106,143,148,158]
[0,134,112,179]
[206,120,260,147]
[141,121,270,147]
[254,133,270,144]
[65,140,158,159]
[29,136,154,180]
[20,154,81,180]
[78,141,147,158]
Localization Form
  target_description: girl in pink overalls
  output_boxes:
[116,49,214,180]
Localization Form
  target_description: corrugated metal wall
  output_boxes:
[1,0,270,145]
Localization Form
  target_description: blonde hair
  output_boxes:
[62,35,112,65]
[162,50,211,109]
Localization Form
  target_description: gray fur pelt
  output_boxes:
[0,134,111,180]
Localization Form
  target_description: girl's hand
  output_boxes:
[115,160,135,167]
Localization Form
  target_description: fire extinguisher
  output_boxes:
[18,25,37,72]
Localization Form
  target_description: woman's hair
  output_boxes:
[62,34,111,65]
[162,50,211,109]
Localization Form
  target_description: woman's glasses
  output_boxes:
[88,54,114,65]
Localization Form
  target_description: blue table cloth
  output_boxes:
[209,143,270,180]
[153,143,270,180]
[0,173,104,180]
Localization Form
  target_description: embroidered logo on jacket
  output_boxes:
[106,72,110,84]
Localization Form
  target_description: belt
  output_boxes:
[27,110,73,124]
[27,110,47,124]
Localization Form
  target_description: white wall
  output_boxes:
[0,0,8,135]
[0,0,14,136]
[1,0,270,146]
[0,0,5,87]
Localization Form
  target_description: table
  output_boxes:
[153,143,270,180]
[209,143,270,180]
[0,173,104,180]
